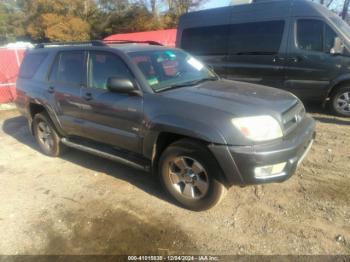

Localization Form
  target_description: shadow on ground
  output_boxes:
[28,201,197,255]
[1,116,176,208]
[304,102,350,126]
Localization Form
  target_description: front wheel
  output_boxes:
[330,87,350,117]
[158,139,227,211]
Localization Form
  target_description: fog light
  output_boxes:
[254,162,287,179]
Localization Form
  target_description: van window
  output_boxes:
[297,19,339,53]
[88,51,132,90]
[229,21,285,55]
[19,52,48,79]
[325,24,337,53]
[297,20,324,52]
[49,51,84,85]
[181,25,230,55]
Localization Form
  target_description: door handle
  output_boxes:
[272,56,285,63]
[48,86,55,94]
[288,56,302,63]
[83,92,93,101]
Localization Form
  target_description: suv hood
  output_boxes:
[161,79,298,117]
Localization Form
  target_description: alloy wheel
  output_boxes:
[168,156,209,200]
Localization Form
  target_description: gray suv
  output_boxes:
[16,41,315,211]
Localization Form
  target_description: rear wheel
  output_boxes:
[33,113,64,157]
[331,86,350,117]
[158,139,226,211]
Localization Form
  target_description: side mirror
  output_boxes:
[331,37,345,55]
[107,77,136,94]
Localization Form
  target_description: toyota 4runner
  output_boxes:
[16,41,315,211]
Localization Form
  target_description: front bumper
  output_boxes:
[209,116,316,186]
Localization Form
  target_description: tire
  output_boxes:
[158,139,227,211]
[32,112,64,157]
[330,86,350,117]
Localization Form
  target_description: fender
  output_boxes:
[327,73,350,97]
[142,114,228,160]
[26,98,67,137]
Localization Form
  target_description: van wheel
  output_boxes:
[33,113,64,157]
[158,139,227,211]
[331,86,350,117]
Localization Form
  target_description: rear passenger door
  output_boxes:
[284,18,342,100]
[48,50,86,136]
[226,20,288,88]
[78,51,143,153]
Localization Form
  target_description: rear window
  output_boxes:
[19,52,48,79]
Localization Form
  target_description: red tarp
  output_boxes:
[104,29,177,47]
[0,49,25,103]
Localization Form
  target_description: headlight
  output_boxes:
[232,115,283,142]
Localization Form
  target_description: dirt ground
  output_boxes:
[0,105,349,255]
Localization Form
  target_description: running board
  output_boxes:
[61,138,150,172]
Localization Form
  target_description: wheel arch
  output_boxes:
[27,101,65,136]
[327,75,350,98]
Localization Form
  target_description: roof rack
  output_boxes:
[35,40,163,49]
[35,40,105,49]
[103,40,163,46]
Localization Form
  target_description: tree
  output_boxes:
[20,0,92,42]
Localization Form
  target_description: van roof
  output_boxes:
[179,0,334,28]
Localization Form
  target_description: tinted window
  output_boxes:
[49,51,84,85]
[19,52,47,79]
[297,19,324,52]
[88,52,132,90]
[325,24,337,53]
[229,21,285,54]
[181,25,230,55]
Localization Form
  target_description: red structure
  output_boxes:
[104,29,177,47]
[0,29,177,103]
[0,48,25,103]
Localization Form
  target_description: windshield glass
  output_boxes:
[330,15,350,41]
[128,49,216,92]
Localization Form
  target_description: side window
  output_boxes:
[325,24,337,53]
[181,25,230,55]
[49,51,85,85]
[297,19,324,52]
[229,21,285,54]
[88,52,132,90]
[19,52,48,79]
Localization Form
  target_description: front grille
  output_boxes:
[282,102,306,135]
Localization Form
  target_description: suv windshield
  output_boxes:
[128,49,217,92]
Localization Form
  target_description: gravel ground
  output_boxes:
[0,106,349,255]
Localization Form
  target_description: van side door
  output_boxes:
[78,50,143,154]
[48,50,87,136]
[284,18,342,100]
[226,20,288,88]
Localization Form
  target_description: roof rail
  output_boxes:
[34,39,163,49]
[103,40,163,46]
[35,40,105,49]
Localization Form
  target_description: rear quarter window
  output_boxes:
[19,52,48,79]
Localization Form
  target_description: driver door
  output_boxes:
[78,51,143,153]
[283,18,343,100]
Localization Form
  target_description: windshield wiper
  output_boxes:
[157,76,218,92]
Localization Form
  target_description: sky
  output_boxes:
[202,0,231,10]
